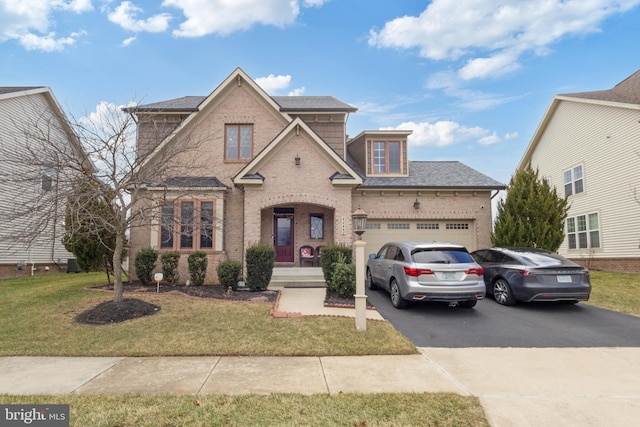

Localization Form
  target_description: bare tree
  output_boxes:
[1,99,212,303]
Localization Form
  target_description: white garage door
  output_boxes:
[362,220,476,257]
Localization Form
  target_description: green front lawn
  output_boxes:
[0,272,416,357]
[587,270,640,316]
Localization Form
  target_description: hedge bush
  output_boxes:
[246,243,275,291]
[320,244,353,283]
[187,251,208,286]
[217,260,242,291]
[134,247,158,286]
[160,251,180,285]
[329,259,356,298]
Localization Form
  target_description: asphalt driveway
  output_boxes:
[366,287,640,348]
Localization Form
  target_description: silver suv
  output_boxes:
[366,241,485,309]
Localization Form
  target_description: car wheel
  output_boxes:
[458,299,477,308]
[366,269,377,290]
[493,279,516,306]
[389,279,408,309]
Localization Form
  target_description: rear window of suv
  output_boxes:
[411,248,473,264]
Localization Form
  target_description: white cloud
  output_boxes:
[369,0,640,80]
[108,1,172,33]
[121,35,136,46]
[162,0,301,37]
[385,120,517,148]
[255,73,306,96]
[19,30,85,51]
[0,0,91,51]
[256,74,292,93]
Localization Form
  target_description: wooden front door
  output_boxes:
[274,216,294,262]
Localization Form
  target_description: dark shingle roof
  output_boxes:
[358,161,505,189]
[560,70,640,105]
[159,176,229,188]
[131,95,356,113]
[272,96,357,112]
[0,86,44,95]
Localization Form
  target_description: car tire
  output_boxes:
[366,269,377,290]
[493,279,516,306]
[389,279,408,309]
[458,299,477,308]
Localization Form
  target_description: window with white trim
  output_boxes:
[372,140,402,174]
[567,212,600,249]
[563,165,584,196]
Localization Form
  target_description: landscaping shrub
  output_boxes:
[217,260,242,291]
[187,251,208,286]
[320,244,353,283]
[246,243,275,291]
[134,247,158,286]
[329,259,356,298]
[160,251,180,285]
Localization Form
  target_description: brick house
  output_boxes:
[127,68,505,284]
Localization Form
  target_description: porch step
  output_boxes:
[269,267,326,288]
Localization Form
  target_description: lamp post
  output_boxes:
[352,207,368,332]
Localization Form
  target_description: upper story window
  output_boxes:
[563,165,584,196]
[373,141,401,174]
[225,124,253,161]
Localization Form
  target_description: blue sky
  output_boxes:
[2,0,640,185]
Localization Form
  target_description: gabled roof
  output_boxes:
[129,95,356,114]
[559,70,640,105]
[133,67,290,173]
[353,160,504,190]
[233,117,362,186]
[0,86,47,99]
[518,70,640,171]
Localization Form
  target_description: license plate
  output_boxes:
[443,272,456,280]
[557,275,572,283]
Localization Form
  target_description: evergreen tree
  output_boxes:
[492,165,569,251]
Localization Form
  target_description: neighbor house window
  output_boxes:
[160,200,216,250]
[372,141,402,174]
[41,160,54,191]
[310,214,323,239]
[567,212,600,249]
[225,124,253,161]
[563,165,584,196]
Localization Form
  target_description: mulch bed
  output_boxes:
[78,282,363,325]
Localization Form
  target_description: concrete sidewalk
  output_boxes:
[1,348,639,426]
[1,287,639,426]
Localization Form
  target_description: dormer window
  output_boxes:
[371,140,405,174]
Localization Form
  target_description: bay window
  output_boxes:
[160,200,217,250]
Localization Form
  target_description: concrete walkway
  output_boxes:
[1,287,639,426]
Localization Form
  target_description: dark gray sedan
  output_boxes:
[366,241,485,309]
[471,247,591,305]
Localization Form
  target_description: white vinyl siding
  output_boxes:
[0,90,74,265]
[527,99,640,259]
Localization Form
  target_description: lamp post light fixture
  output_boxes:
[352,207,368,332]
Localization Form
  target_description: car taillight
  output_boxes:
[465,267,484,275]
[404,266,434,277]
[518,269,536,277]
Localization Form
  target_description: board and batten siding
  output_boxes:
[0,89,74,269]
[528,99,640,261]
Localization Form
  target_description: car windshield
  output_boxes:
[510,250,575,267]
[411,248,473,264]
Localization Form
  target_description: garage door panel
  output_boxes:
[364,220,475,256]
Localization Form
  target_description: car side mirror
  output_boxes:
[368,254,376,259]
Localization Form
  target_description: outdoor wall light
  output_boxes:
[413,199,421,209]
[295,155,301,166]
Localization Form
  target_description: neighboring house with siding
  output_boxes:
[0,87,78,278]
[518,70,640,272]
[126,67,505,284]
